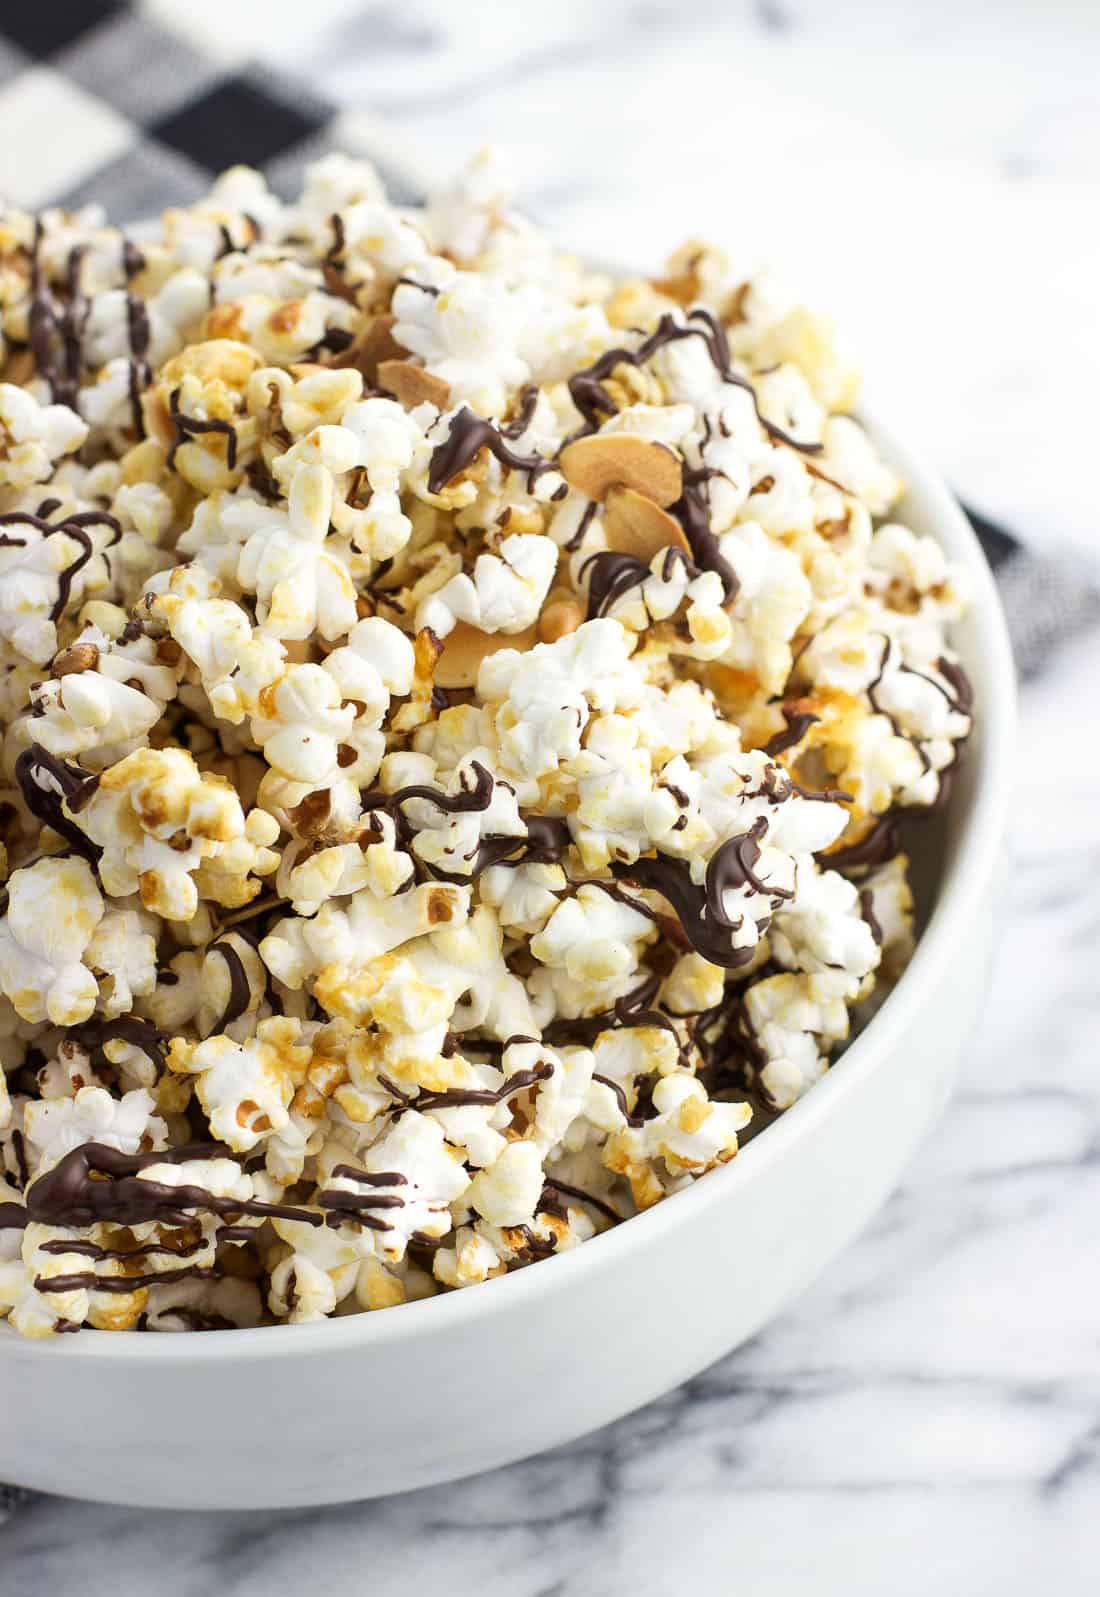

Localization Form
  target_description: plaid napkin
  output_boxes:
[0,1,1090,675]
[0,0,1095,1522]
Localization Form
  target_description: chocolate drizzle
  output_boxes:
[591,1073,645,1126]
[460,812,572,879]
[167,387,239,472]
[544,972,676,1055]
[580,549,652,618]
[361,765,572,881]
[934,655,974,715]
[121,239,145,280]
[858,886,884,945]
[11,1128,28,1189]
[696,991,766,1096]
[208,940,253,1034]
[669,475,739,601]
[36,1264,218,1295]
[329,1166,407,1188]
[125,293,152,437]
[23,1141,326,1232]
[818,812,902,872]
[415,1062,553,1112]
[0,506,120,623]
[516,813,571,864]
[13,744,101,865]
[427,406,552,495]
[316,1167,406,1229]
[542,1176,621,1225]
[396,275,439,298]
[566,307,823,454]
[607,820,788,968]
[564,498,598,553]
[708,816,792,907]
[67,1016,169,1074]
[362,759,494,822]
[764,706,820,758]
[40,1234,209,1262]
[28,226,90,409]
[501,384,540,440]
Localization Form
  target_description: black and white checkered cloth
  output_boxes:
[0,0,1093,681]
[0,0,1096,1522]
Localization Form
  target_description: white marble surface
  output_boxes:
[4,3,1099,1592]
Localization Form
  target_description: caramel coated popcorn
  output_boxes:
[0,151,971,1336]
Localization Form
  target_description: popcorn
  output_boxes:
[0,382,87,489]
[0,150,972,1336]
[13,623,177,767]
[167,1017,310,1153]
[745,970,857,1108]
[237,463,358,642]
[68,746,276,919]
[0,857,103,1025]
[416,532,558,637]
[466,1139,544,1227]
[0,512,103,666]
[23,1085,166,1173]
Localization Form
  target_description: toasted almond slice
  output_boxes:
[377,359,452,411]
[327,314,406,381]
[603,485,691,564]
[559,433,682,507]
[435,621,539,690]
[414,625,445,679]
[650,271,697,306]
[538,589,584,644]
[3,348,35,386]
[53,642,100,677]
[140,389,175,454]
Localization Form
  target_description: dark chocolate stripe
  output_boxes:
[428,407,552,495]
[567,307,823,454]
[167,387,239,472]
[542,1176,621,1225]
[35,1264,218,1295]
[416,1062,552,1112]
[23,1142,325,1232]
[764,706,820,758]
[208,940,252,1034]
[13,744,101,865]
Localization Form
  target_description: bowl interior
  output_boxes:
[0,408,1015,1362]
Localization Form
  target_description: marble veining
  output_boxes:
[3,2,1098,1592]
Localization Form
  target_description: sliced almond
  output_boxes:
[140,389,175,454]
[377,359,452,411]
[435,621,539,690]
[3,348,35,386]
[413,626,444,679]
[538,589,584,644]
[53,642,100,677]
[282,638,323,664]
[327,314,407,381]
[649,271,697,306]
[559,433,682,507]
[603,485,691,564]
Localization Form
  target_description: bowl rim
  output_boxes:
[0,411,1016,1364]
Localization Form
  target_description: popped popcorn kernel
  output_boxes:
[0,147,971,1337]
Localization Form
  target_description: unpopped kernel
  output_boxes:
[0,152,971,1335]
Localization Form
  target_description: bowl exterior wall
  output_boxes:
[0,411,1015,1509]
[0,896,994,1509]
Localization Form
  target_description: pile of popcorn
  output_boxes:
[0,150,972,1336]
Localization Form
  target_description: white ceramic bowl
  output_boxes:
[0,415,1015,1509]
